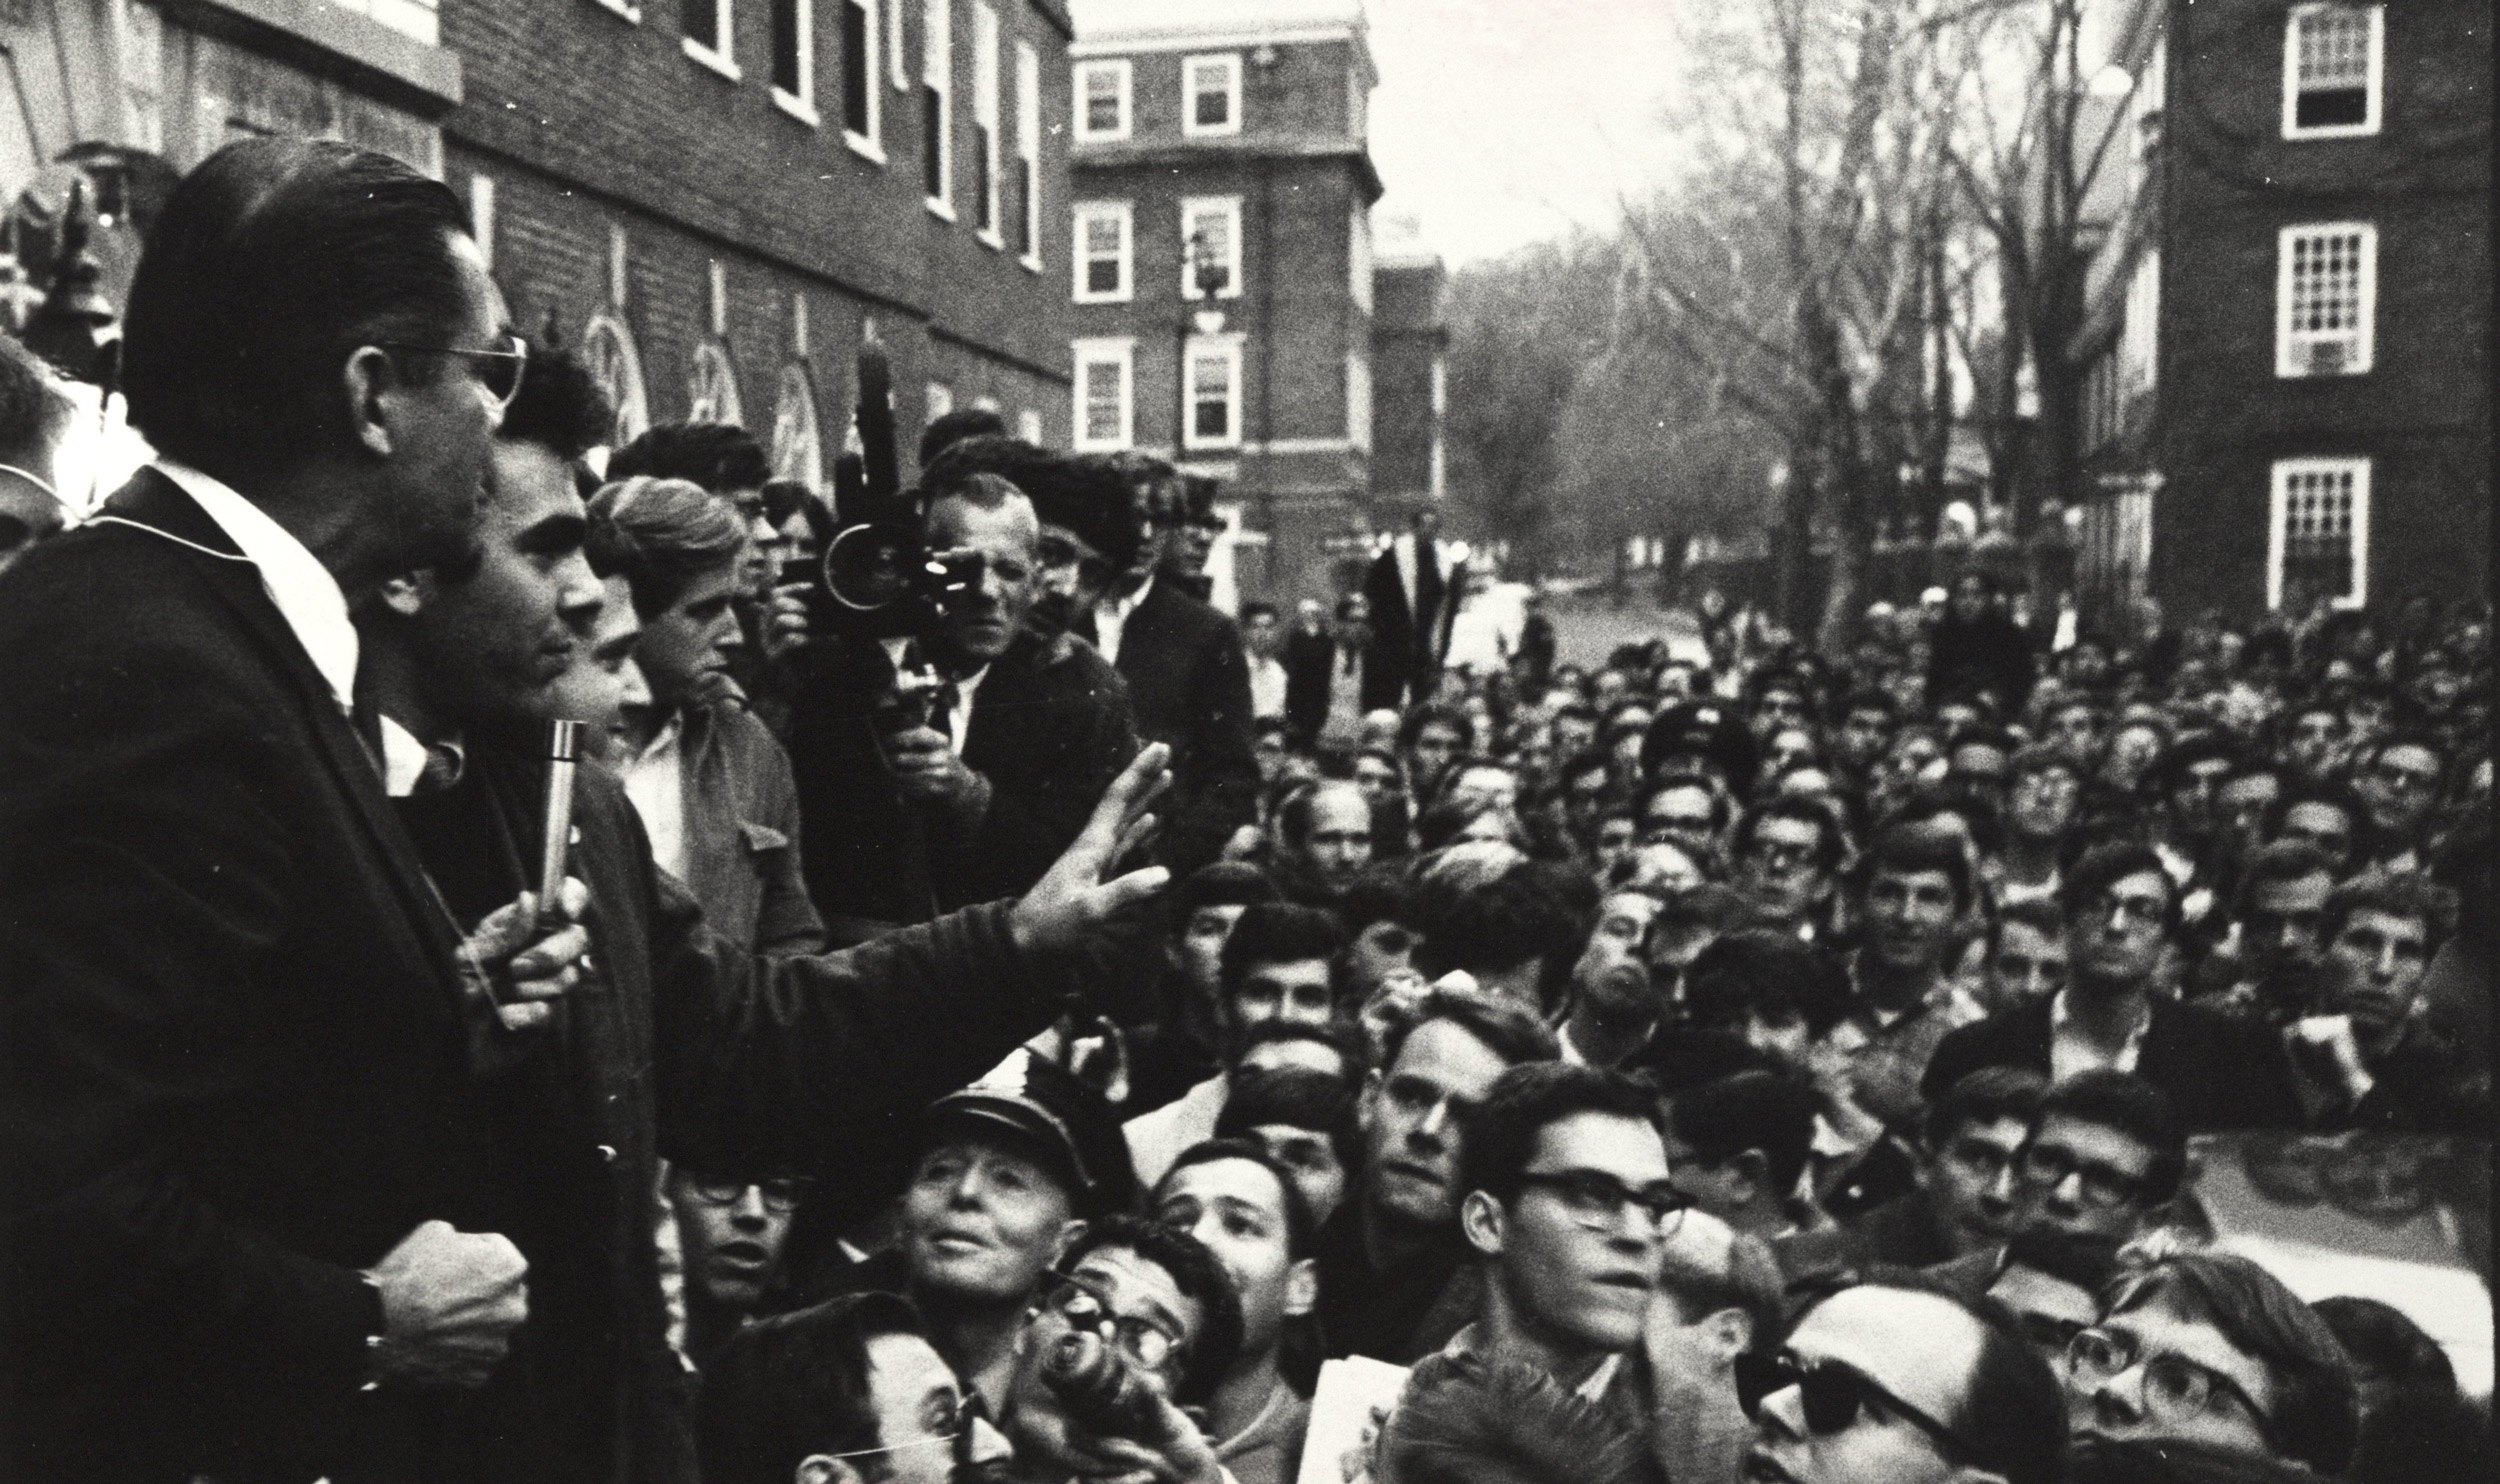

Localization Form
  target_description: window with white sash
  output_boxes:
[2268,458,2370,610]
[2283,4,2382,139]
[2276,223,2374,378]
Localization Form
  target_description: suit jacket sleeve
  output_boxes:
[747,717,830,956]
[0,632,383,1452]
[953,654,1138,904]
[646,875,1069,1177]
[1165,615,1258,871]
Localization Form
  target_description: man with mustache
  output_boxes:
[1312,989,1557,1364]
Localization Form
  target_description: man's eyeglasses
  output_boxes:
[376,333,528,409]
[1735,1349,1980,1463]
[1516,1169,1689,1235]
[2369,761,2439,793]
[2066,1327,2279,1445]
[1744,840,1821,874]
[2086,892,2168,932]
[2015,1144,2146,1209]
[680,1175,814,1213]
[1041,1270,1185,1374]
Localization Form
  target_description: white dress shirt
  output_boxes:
[153,461,359,717]
[1247,654,1287,720]
[1093,573,1154,666]
[2049,989,2150,1083]
[940,664,989,755]
[618,712,689,879]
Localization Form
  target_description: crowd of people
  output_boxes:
[0,137,2490,1484]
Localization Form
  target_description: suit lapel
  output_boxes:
[105,472,470,1000]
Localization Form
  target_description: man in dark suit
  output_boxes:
[793,468,1138,932]
[1361,507,1464,712]
[1281,598,1335,748]
[1923,842,2302,1130]
[0,139,589,1481]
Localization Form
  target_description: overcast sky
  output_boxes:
[1364,0,1687,267]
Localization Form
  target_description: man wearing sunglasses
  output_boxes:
[1447,1063,1681,1407]
[1001,1217,1243,1484]
[698,1290,1017,1484]
[2065,1253,2358,1478]
[1742,1272,2066,1484]
[1924,843,2303,1131]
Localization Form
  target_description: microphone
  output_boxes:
[537,719,579,930]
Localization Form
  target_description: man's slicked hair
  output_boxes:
[696,1290,925,1484]
[496,343,610,463]
[1458,1062,1660,1210]
[1922,1065,2048,1153]
[1377,986,1560,1074]
[122,138,474,484]
[1220,902,1349,997]
[606,421,771,495]
[585,476,746,617]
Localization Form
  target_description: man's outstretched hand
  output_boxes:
[1010,743,1172,955]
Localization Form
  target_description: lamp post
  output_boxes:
[1178,225,1228,453]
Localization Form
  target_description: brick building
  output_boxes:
[2070,0,2490,628]
[1369,225,1448,511]
[445,0,1075,479]
[1064,0,1383,604]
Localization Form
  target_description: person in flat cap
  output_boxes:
[829,1051,1139,1414]
[1642,700,1763,800]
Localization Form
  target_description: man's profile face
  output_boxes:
[543,572,647,763]
[631,558,742,716]
[1362,1019,1510,1228]
[377,231,512,572]
[1176,903,1247,1001]
[862,1330,1010,1484]
[929,492,1040,669]
[1747,1286,1991,1484]
[1572,891,1660,1025]
[1472,1111,1673,1355]
[1987,919,2069,1010]
[407,438,600,731]
[1035,523,1112,611]
[2328,908,2432,1036]
[1865,866,1959,974]
[902,1136,1078,1308]
[1922,1113,2031,1255]
[2011,1114,2158,1243]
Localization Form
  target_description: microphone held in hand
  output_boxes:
[535,720,579,935]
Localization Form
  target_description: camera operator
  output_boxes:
[791,465,1139,935]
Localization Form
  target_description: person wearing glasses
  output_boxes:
[1731,798,1844,943]
[1152,1141,1321,1484]
[0,138,599,1480]
[2064,1253,2358,1479]
[1444,1064,1682,1409]
[1923,843,2302,1131]
[1739,1271,2067,1484]
[668,1163,813,1364]
[1998,746,2086,911]
[1000,1217,1244,1484]
[1838,1066,2046,1270]
[697,1290,1017,1484]
[2347,735,2446,876]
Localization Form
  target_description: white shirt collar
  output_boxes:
[2050,988,2151,1077]
[377,718,468,799]
[154,461,359,717]
[1105,571,1155,621]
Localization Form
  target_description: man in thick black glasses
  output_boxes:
[1740,1271,2066,1484]
[1447,1063,1680,1409]
[2064,1252,2358,1479]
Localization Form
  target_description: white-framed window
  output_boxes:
[971,3,1001,243]
[2119,247,2159,398]
[1184,335,1244,450]
[927,380,955,419]
[2283,3,2382,139]
[1179,196,1243,300]
[468,173,496,271]
[1075,59,1131,140]
[1349,203,1372,312]
[1073,338,1135,451]
[1346,347,1372,452]
[1014,41,1042,266]
[2268,458,2370,610]
[921,0,953,216]
[1017,407,1045,444]
[683,0,740,78]
[2276,222,2375,378]
[771,0,818,123]
[888,0,908,89]
[1073,201,1133,303]
[1182,53,1242,137]
[841,0,883,156]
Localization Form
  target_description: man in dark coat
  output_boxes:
[1923,843,2301,1131]
[1361,508,1463,712]
[0,140,586,1482]
[1926,570,2036,715]
[1281,598,1336,747]
[356,393,1177,1480]
[792,470,1137,935]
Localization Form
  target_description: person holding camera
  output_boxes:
[791,467,1139,935]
